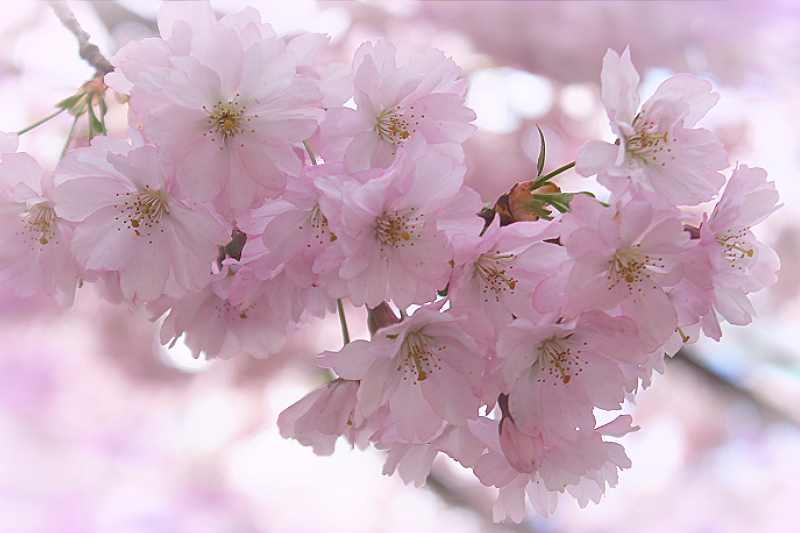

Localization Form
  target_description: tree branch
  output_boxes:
[48,0,114,77]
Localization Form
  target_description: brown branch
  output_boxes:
[48,0,114,77]
[671,348,800,429]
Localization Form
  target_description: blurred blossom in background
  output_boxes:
[1,1,799,531]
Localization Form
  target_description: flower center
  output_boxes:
[203,96,255,148]
[607,247,664,294]
[396,331,442,384]
[374,106,421,153]
[376,209,422,250]
[21,202,58,246]
[716,228,753,270]
[626,112,672,166]
[536,337,583,385]
[298,204,336,246]
[474,251,518,302]
[114,186,169,242]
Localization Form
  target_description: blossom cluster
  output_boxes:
[0,4,780,522]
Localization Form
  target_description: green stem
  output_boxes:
[533,161,576,188]
[337,299,350,345]
[59,112,81,160]
[17,107,67,135]
[303,140,318,166]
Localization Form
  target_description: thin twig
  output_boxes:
[48,0,114,76]
[671,348,800,429]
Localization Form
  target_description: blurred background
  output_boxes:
[1,1,799,531]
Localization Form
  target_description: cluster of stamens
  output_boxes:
[374,105,423,154]
[211,298,256,320]
[298,205,336,246]
[607,246,663,296]
[376,208,422,251]
[626,110,674,167]
[716,228,754,269]
[396,331,443,383]
[536,337,584,385]
[474,251,518,303]
[203,95,257,149]
[113,185,168,244]
[18,202,58,248]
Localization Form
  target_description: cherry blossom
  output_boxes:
[319,39,476,171]
[315,147,478,309]
[699,164,781,330]
[495,311,645,442]
[319,304,487,442]
[448,217,565,330]
[576,47,728,205]
[277,378,364,456]
[558,191,692,349]
[115,5,325,216]
[153,271,290,360]
[53,140,230,302]
[472,415,636,521]
[0,151,79,304]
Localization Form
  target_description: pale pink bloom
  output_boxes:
[448,217,566,330]
[699,164,781,329]
[319,39,476,171]
[316,148,471,309]
[227,234,336,325]
[375,421,487,488]
[0,152,79,304]
[559,192,692,349]
[121,10,324,216]
[277,379,363,456]
[255,162,342,269]
[319,304,487,442]
[473,415,635,521]
[54,140,230,302]
[576,47,728,205]
[153,271,289,360]
[495,311,645,442]
[498,403,544,475]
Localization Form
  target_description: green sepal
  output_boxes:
[56,92,85,110]
[535,124,546,177]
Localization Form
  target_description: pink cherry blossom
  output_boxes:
[495,310,645,442]
[699,164,781,329]
[54,140,230,302]
[153,271,289,360]
[315,148,477,309]
[375,421,487,488]
[277,378,363,456]
[319,304,488,442]
[227,234,336,325]
[558,191,692,349]
[472,415,636,521]
[319,39,476,171]
[576,47,728,205]
[119,9,324,216]
[448,217,566,330]
[0,152,79,304]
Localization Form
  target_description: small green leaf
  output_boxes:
[56,92,85,110]
[536,124,546,177]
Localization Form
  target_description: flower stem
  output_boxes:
[303,140,318,166]
[337,299,350,345]
[533,161,576,188]
[17,107,67,135]
[59,112,81,160]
